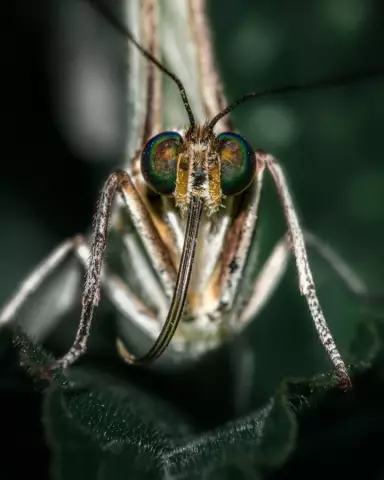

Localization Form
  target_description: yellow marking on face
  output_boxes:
[208,159,222,213]
[175,152,190,209]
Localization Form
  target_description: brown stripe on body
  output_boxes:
[132,0,163,179]
[141,0,162,142]
[188,0,233,131]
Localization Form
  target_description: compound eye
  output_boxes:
[141,131,183,195]
[218,132,255,196]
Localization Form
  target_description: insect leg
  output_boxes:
[0,234,158,342]
[240,228,376,325]
[240,235,291,325]
[256,149,351,389]
[303,231,369,297]
[0,237,83,328]
[38,169,177,371]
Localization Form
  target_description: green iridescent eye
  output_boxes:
[141,131,182,195]
[218,132,255,196]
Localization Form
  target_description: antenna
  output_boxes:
[88,0,196,128]
[209,68,384,129]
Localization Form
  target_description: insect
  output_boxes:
[0,0,377,389]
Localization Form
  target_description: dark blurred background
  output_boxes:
[1,0,384,478]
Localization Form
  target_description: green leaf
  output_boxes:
[44,388,101,480]
[15,329,298,479]
[165,393,296,479]
[58,368,191,451]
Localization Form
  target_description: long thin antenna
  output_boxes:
[209,68,384,129]
[88,0,196,128]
